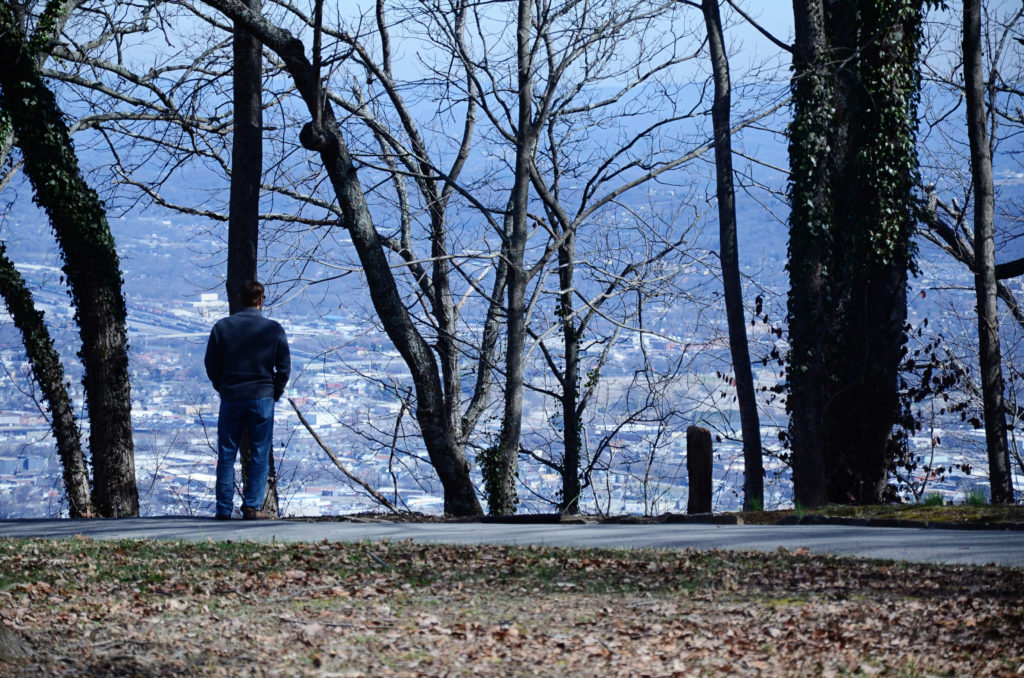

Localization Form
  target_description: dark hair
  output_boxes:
[239,280,265,308]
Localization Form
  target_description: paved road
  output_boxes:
[1,518,1022,567]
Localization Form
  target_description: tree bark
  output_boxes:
[787,0,830,508]
[492,0,537,516]
[824,1,911,505]
[703,0,763,511]
[201,0,481,515]
[0,5,138,517]
[557,230,581,514]
[789,0,925,506]
[0,245,92,517]
[227,0,263,315]
[227,0,279,515]
[964,0,1014,504]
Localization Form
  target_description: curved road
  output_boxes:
[1,518,1022,567]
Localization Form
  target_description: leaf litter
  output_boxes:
[0,537,1021,676]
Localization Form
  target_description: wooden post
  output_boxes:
[687,425,713,514]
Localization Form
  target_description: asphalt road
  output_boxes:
[1,518,1022,567]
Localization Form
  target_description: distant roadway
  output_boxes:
[1,518,1022,567]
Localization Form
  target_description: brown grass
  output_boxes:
[0,538,1021,676]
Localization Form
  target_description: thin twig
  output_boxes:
[288,398,399,514]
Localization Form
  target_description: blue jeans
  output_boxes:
[215,397,274,516]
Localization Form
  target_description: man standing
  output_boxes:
[205,280,290,520]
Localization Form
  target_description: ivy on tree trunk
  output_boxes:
[0,2,138,517]
[788,0,932,506]
[0,243,92,517]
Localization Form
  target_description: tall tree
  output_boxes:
[490,0,538,516]
[330,0,497,515]
[0,0,138,517]
[787,0,831,508]
[199,0,483,515]
[788,0,931,506]
[458,0,705,514]
[227,0,280,514]
[963,0,1013,504]
[701,0,763,511]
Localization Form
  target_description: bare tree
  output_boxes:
[183,0,714,516]
[963,0,1013,503]
[699,0,762,510]
[194,0,486,514]
[916,0,1023,503]
[437,0,721,513]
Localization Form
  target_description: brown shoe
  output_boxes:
[242,507,272,520]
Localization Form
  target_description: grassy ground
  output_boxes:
[0,538,1021,676]
[732,502,1024,526]
[319,503,1024,526]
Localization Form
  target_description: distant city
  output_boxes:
[0,173,1021,518]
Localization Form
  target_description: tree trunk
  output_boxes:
[428,194,464,510]
[703,0,763,511]
[788,0,925,506]
[787,0,830,508]
[227,0,263,315]
[964,0,1014,504]
[0,245,92,517]
[227,0,279,514]
[558,230,582,514]
[492,0,537,516]
[0,7,138,517]
[825,1,924,505]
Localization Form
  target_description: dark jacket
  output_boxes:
[205,308,290,401]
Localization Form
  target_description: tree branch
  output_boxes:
[289,398,398,513]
